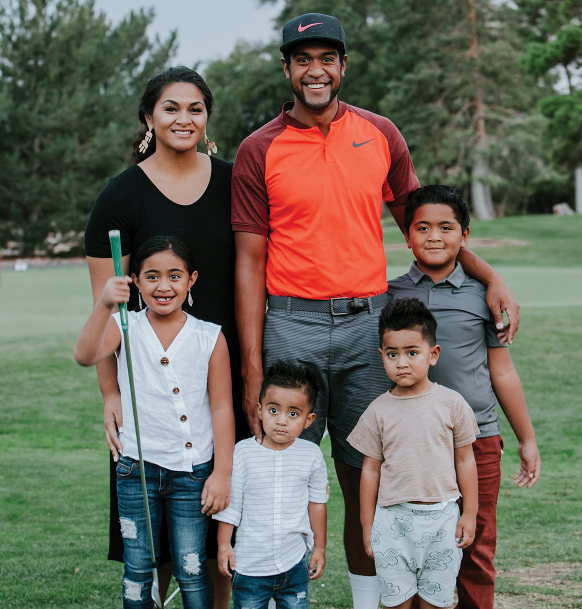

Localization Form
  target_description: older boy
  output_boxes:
[214,360,328,609]
[348,298,479,609]
[388,185,540,609]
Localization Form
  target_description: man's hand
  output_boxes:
[217,542,235,578]
[362,525,374,559]
[515,440,541,488]
[104,392,123,461]
[242,376,263,442]
[485,276,520,345]
[455,512,476,548]
[309,546,326,579]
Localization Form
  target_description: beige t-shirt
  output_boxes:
[347,383,479,507]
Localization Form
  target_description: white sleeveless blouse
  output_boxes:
[113,309,220,471]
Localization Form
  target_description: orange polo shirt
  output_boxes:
[232,102,419,300]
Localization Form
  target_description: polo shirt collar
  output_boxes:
[281,100,347,129]
[408,261,466,288]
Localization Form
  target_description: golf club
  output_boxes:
[109,230,164,609]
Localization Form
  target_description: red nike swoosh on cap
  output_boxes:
[298,22,323,32]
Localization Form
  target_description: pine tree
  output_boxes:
[0,0,176,255]
[520,0,582,212]
[377,0,554,218]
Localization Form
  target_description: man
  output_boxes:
[231,13,519,609]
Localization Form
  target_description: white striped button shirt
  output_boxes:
[213,437,329,576]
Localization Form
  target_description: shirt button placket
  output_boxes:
[164,359,195,469]
[274,452,283,570]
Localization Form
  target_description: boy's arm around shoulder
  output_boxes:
[488,347,540,488]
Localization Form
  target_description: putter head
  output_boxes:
[152,568,163,608]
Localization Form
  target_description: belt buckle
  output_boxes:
[330,297,350,316]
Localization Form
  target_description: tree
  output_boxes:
[0,0,176,255]
[520,0,582,212]
[377,0,554,218]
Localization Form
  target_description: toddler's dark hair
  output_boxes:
[132,236,195,276]
[404,185,470,234]
[378,298,437,347]
[260,360,319,412]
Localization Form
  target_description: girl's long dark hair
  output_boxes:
[132,235,196,276]
[131,66,214,164]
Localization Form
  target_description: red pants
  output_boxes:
[410,436,502,609]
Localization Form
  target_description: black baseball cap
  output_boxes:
[280,13,346,55]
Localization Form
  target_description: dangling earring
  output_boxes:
[188,289,193,307]
[204,131,217,156]
[138,293,143,311]
[138,129,153,154]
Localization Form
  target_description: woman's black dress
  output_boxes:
[84,156,249,562]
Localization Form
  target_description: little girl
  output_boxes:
[75,235,234,609]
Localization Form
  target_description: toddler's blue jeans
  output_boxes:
[231,555,310,609]
[116,456,213,609]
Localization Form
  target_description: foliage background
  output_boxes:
[1,0,581,254]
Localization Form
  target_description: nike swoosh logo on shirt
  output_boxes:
[298,22,323,32]
[353,139,374,148]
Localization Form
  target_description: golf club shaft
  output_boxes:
[108,231,157,570]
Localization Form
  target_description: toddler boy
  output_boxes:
[348,298,479,609]
[214,360,329,609]
[388,185,540,609]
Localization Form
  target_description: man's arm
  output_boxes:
[234,232,268,441]
[389,204,520,345]
[360,455,382,559]
[488,347,540,488]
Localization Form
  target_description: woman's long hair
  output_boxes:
[131,66,214,164]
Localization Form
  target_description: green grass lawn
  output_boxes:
[1,215,582,608]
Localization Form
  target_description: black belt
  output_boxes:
[268,292,388,316]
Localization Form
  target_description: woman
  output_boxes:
[84,66,248,607]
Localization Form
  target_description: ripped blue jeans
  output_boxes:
[116,456,213,609]
[231,555,310,609]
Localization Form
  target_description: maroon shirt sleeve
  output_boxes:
[347,106,419,207]
[231,117,287,236]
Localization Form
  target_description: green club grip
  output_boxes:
[108,230,129,331]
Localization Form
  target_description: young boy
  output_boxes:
[388,185,541,609]
[214,360,329,609]
[348,298,480,609]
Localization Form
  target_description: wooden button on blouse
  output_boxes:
[185,442,192,449]
[173,387,180,395]
[180,415,187,422]
[160,357,169,366]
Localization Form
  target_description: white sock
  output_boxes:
[349,572,381,609]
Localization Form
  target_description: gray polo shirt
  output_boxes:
[387,262,507,437]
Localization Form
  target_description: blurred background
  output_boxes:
[1,0,582,259]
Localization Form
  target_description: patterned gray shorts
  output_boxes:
[262,306,391,467]
[372,502,462,608]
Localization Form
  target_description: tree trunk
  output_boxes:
[472,158,495,220]
[468,0,494,220]
[576,166,582,213]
